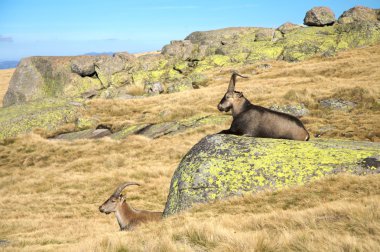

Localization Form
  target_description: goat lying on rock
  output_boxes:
[217,72,310,141]
[99,182,162,231]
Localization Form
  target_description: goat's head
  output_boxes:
[217,72,248,112]
[99,182,140,214]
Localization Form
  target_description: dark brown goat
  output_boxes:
[99,182,162,231]
[217,72,310,141]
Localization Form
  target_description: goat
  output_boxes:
[217,72,310,141]
[99,182,162,231]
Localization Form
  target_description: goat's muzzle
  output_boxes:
[99,205,110,214]
[217,103,230,112]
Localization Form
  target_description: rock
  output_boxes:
[255,28,275,41]
[3,56,103,106]
[71,57,96,77]
[54,128,111,140]
[277,22,302,34]
[338,6,379,24]
[269,104,309,117]
[136,122,180,139]
[167,79,194,93]
[163,134,380,216]
[94,53,135,88]
[111,115,230,140]
[0,240,10,247]
[144,82,164,95]
[161,40,207,61]
[0,98,79,139]
[75,117,99,130]
[111,124,149,140]
[304,7,336,27]
[319,99,356,111]
[188,73,209,88]
[81,90,98,99]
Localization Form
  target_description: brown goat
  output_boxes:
[217,72,310,141]
[99,182,162,231]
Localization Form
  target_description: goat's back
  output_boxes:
[231,105,309,141]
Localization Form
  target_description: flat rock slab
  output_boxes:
[54,129,111,140]
[163,134,380,216]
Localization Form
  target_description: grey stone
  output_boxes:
[269,104,309,117]
[304,7,336,27]
[144,82,164,95]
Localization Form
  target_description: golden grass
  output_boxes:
[0,68,14,106]
[0,45,380,251]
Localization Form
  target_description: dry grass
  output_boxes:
[0,68,14,106]
[0,45,380,251]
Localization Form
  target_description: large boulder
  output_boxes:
[163,134,380,216]
[304,7,336,27]
[3,56,103,107]
[338,6,379,24]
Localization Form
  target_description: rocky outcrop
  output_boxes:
[163,134,380,216]
[304,7,336,27]
[3,6,380,107]
[338,6,379,24]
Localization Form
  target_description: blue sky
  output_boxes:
[0,0,379,61]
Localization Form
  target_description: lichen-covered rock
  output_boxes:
[161,40,207,61]
[319,99,356,111]
[338,6,379,24]
[304,7,336,27]
[167,79,194,93]
[277,22,302,34]
[54,128,111,140]
[94,53,136,88]
[3,56,103,107]
[269,104,309,117]
[0,98,80,139]
[71,57,96,77]
[255,28,275,41]
[144,82,164,95]
[163,134,380,216]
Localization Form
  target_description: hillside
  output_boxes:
[0,68,14,105]
[1,5,380,251]
[0,43,379,251]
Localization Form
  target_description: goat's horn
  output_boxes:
[227,71,247,92]
[113,182,141,196]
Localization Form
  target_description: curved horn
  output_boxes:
[112,182,141,196]
[227,71,248,92]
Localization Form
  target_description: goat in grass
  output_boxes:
[99,182,162,231]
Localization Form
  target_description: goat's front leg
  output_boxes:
[217,129,232,134]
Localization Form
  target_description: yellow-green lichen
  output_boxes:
[0,98,81,140]
[163,135,380,216]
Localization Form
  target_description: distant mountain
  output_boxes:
[0,61,19,69]
[83,52,114,56]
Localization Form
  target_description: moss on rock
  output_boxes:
[163,134,380,216]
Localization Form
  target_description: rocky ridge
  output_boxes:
[3,6,380,108]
